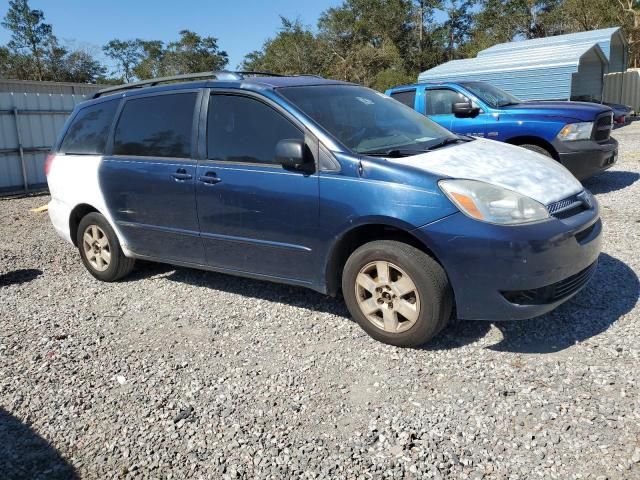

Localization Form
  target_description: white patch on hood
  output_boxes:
[387,138,583,205]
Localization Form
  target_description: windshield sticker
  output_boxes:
[356,97,375,105]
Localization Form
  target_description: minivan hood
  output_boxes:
[386,139,583,205]
[500,100,612,122]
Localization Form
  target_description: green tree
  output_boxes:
[242,17,327,74]
[103,39,143,82]
[1,0,53,80]
[161,30,228,75]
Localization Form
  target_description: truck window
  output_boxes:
[425,89,469,115]
[59,100,119,155]
[113,93,197,158]
[390,89,416,108]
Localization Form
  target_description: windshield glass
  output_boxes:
[278,85,456,154]
[461,82,522,108]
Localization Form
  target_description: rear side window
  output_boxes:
[425,89,469,115]
[113,93,197,158]
[207,95,302,164]
[390,89,416,108]
[60,100,118,155]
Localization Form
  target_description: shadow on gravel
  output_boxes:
[0,268,43,287]
[131,261,351,318]
[0,408,77,480]
[130,253,637,355]
[583,170,639,195]
[428,253,639,354]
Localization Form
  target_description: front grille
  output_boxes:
[546,190,593,219]
[501,261,598,305]
[593,112,613,142]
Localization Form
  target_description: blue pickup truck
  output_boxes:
[386,81,618,180]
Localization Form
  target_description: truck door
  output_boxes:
[425,88,487,138]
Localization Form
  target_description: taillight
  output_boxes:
[44,153,55,176]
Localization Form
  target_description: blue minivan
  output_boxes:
[386,81,618,180]
[47,72,601,347]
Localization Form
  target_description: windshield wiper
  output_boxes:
[360,148,427,158]
[424,137,467,151]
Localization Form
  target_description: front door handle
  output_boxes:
[199,172,221,185]
[172,168,192,181]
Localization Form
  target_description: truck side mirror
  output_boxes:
[453,102,480,118]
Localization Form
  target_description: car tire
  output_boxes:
[520,144,552,158]
[342,240,453,347]
[77,212,135,282]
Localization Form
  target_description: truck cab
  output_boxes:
[386,81,618,180]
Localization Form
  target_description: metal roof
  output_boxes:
[417,41,606,100]
[477,27,624,62]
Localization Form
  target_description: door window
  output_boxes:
[113,92,197,158]
[425,89,469,115]
[60,100,119,155]
[389,89,416,108]
[207,94,303,164]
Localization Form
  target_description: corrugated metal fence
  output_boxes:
[603,69,640,113]
[0,92,87,195]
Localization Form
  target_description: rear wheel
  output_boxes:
[520,144,552,158]
[342,240,453,347]
[77,212,135,281]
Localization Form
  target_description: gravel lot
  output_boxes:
[1,124,639,480]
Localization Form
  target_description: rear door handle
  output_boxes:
[199,172,221,185]
[172,168,192,181]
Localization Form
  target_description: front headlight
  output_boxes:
[557,122,593,141]
[439,179,550,225]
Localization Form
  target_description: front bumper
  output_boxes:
[413,205,602,321]
[553,138,618,181]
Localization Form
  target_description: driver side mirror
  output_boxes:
[452,101,480,118]
[276,139,314,172]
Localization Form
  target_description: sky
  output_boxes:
[0,0,344,71]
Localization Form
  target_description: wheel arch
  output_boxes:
[68,203,101,247]
[505,135,559,160]
[324,222,443,297]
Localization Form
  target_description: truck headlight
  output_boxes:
[557,122,593,141]
[439,179,550,225]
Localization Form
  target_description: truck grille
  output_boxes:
[501,261,597,305]
[593,112,613,142]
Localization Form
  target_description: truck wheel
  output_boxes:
[520,144,552,158]
[342,240,453,347]
[77,212,135,282]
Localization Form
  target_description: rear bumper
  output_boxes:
[553,138,618,180]
[48,198,73,245]
[413,206,602,321]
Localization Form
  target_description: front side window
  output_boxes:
[461,82,521,108]
[60,100,118,155]
[279,85,454,154]
[113,92,197,158]
[390,89,416,108]
[425,89,469,115]
[207,94,303,164]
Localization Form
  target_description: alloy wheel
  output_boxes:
[82,224,111,272]
[355,261,420,333]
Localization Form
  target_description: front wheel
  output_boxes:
[77,212,135,282]
[342,240,453,347]
[520,144,552,158]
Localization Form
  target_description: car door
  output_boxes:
[425,88,487,138]
[99,90,205,264]
[195,91,320,282]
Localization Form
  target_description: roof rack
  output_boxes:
[92,70,311,98]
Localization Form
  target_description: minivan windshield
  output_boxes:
[461,82,522,108]
[279,85,457,155]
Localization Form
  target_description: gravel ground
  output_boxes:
[1,124,639,480]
